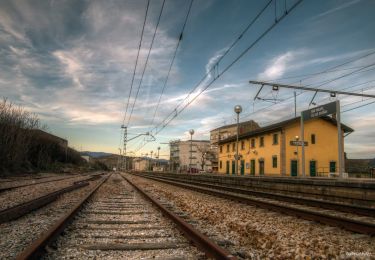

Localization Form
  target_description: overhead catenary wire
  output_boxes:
[133,0,303,154]
[122,0,150,126]
[126,0,166,127]
[265,49,375,83]
[149,0,277,135]
[150,0,194,126]
[117,0,150,154]
[153,0,303,136]
[240,59,375,120]
[342,100,375,113]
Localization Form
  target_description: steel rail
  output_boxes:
[135,174,375,235]
[16,174,110,260]
[0,174,102,193]
[121,174,236,260]
[0,181,89,223]
[136,173,375,217]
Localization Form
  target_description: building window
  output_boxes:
[220,146,223,153]
[311,134,316,144]
[273,134,279,145]
[260,136,264,147]
[272,156,277,168]
[219,160,222,169]
[232,143,235,152]
[226,144,229,153]
[250,138,255,148]
[330,161,336,172]
[241,141,245,150]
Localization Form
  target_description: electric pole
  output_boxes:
[121,125,127,171]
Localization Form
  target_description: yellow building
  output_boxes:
[218,116,353,177]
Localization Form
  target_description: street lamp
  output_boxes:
[189,129,194,173]
[234,105,242,175]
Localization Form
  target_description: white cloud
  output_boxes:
[53,50,84,89]
[258,51,296,80]
[313,0,361,19]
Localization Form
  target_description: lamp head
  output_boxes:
[234,105,242,114]
[189,129,195,135]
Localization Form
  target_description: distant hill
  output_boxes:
[80,151,115,158]
[346,158,375,174]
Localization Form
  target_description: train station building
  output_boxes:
[217,116,353,176]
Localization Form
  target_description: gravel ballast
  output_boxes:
[129,174,375,259]
[0,177,104,259]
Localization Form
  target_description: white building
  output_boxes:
[170,140,213,173]
[132,157,150,171]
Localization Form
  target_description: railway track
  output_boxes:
[16,173,236,259]
[0,175,102,223]
[134,173,375,235]
[0,173,102,193]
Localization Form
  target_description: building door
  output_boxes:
[259,160,264,175]
[240,160,245,175]
[310,161,316,177]
[291,160,298,176]
[329,161,336,173]
[232,161,235,175]
[226,161,230,175]
[250,160,255,175]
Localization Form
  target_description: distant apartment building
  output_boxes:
[210,120,260,145]
[170,140,212,173]
[133,157,169,172]
[209,120,260,172]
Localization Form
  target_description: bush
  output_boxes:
[0,98,86,173]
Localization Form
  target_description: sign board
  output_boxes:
[302,101,337,121]
[290,141,308,146]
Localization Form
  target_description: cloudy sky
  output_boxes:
[0,0,374,159]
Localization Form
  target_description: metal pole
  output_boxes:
[295,136,299,176]
[190,135,193,173]
[337,100,344,177]
[124,127,127,171]
[117,148,121,171]
[294,91,297,117]
[236,113,239,175]
[300,113,305,177]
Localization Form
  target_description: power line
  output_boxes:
[249,80,375,99]
[342,100,375,113]
[150,0,194,126]
[118,0,150,154]
[150,0,303,137]
[150,0,278,134]
[126,0,166,127]
[240,57,375,120]
[266,49,375,83]
[121,0,150,126]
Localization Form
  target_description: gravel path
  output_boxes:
[43,174,204,259]
[0,175,95,210]
[0,177,104,259]
[129,174,375,259]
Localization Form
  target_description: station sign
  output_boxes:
[302,101,337,121]
[290,141,308,146]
